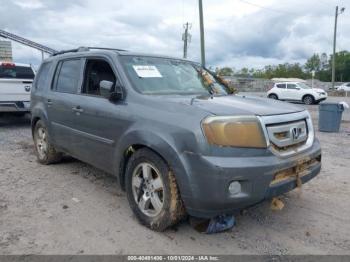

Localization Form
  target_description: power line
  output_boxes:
[237,0,297,15]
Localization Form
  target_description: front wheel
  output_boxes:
[125,148,186,231]
[268,94,278,100]
[303,95,314,105]
[33,120,62,164]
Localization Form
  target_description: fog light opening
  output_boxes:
[228,181,241,195]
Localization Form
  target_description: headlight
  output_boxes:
[202,116,267,148]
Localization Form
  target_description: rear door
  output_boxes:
[47,58,84,155]
[0,62,35,108]
[275,83,287,99]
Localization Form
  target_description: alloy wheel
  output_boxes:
[35,127,48,159]
[131,163,164,217]
[304,96,313,105]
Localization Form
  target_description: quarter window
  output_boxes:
[276,84,285,88]
[55,59,82,94]
[35,62,52,90]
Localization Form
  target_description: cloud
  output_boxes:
[0,0,348,69]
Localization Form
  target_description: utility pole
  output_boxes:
[198,0,206,67]
[182,22,191,59]
[332,6,345,89]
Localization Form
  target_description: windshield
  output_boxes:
[298,83,312,89]
[120,55,228,95]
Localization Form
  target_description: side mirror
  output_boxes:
[99,80,123,102]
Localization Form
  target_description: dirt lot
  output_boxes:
[1,97,350,255]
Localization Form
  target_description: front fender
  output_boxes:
[113,129,194,203]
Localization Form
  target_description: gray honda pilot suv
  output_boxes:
[31,47,321,231]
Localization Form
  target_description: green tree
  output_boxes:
[217,67,234,76]
[331,51,350,82]
[305,54,321,73]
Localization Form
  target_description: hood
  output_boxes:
[155,94,305,116]
[312,88,325,92]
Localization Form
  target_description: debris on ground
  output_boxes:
[72,197,80,203]
[270,198,285,211]
[190,215,235,234]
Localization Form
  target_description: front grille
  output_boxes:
[266,120,308,152]
[270,140,306,153]
[259,111,314,157]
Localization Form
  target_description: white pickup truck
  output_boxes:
[0,61,35,114]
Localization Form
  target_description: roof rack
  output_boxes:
[51,46,127,56]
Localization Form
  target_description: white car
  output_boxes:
[335,83,350,92]
[0,61,35,114]
[267,82,327,105]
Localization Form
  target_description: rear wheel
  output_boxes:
[125,148,186,231]
[268,94,278,100]
[33,120,62,164]
[303,95,314,105]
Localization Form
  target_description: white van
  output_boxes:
[0,61,35,114]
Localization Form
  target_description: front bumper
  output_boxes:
[0,101,30,112]
[181,139,321,218]
[316,94,327,102]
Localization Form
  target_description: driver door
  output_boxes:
[69,57,128,172]
[286,83,301,100]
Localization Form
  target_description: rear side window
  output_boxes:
[35,62,52,90]
[54,59,81,94]
[276,84,285,88]
[0,64,35,79]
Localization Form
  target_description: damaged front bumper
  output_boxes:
[181,139,322,218]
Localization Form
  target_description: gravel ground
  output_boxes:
[0,97,350,255]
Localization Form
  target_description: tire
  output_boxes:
[268,94,278,100]
[125,148,186,231]
[303,95,314,105]
[33,120,62,164]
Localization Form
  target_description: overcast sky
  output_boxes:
[0,0,349,69]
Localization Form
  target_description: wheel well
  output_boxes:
[268,93,278,98]
[31,117,41,137]
[118,144,169,191]
[302,94,314,101]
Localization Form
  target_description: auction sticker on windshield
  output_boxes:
[133,65,162,78]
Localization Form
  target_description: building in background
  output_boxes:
[0,41,13,61]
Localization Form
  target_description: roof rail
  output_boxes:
[51,46,127,56]
[87,47,127,52]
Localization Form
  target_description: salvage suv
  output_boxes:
[31,47,322,231]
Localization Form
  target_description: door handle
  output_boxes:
[72,106,84,113]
